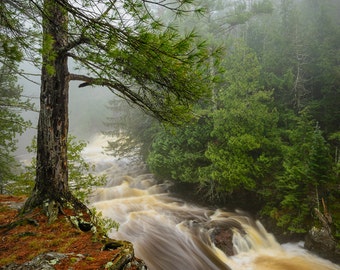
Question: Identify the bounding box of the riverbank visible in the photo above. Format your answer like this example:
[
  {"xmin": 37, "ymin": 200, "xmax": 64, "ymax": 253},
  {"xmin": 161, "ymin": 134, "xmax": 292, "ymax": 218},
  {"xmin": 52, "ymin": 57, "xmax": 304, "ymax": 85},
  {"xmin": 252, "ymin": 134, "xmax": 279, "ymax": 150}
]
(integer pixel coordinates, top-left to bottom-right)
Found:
[{"xmin": 0, "ymin": 195, "xmax": 146, "ymax": 269}]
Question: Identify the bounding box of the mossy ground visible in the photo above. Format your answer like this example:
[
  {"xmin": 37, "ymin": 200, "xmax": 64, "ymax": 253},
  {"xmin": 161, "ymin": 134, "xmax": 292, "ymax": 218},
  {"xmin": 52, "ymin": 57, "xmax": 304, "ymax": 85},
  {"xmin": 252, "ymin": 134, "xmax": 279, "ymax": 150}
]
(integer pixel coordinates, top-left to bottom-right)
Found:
[{"xmin": 0, "ymin": 195, "xmax": 140, "ymax": 269}]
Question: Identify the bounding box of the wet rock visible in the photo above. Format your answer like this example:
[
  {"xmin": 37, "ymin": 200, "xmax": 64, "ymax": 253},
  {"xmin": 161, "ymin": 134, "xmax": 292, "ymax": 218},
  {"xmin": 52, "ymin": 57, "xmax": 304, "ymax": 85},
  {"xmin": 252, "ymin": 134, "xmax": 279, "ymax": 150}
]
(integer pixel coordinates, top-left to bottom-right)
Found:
[
  {"xmin": 207, "ymin": 218, "xmax": 246, "ymax": 257},
  {"xmin": 102, "ymin": 240, "xmax": 125, "ymax": 251},
  {"xmin": 305, "ymin": 226, "xmax": 339, "ymax": 263},
  {"xmin": 210, "ymin": 228, "xmax": 235, "ymax": 256},
  {"xmin": 108, "ymin": 240, "xmax": 135, "ymax": 269},
  {"xmin": 305, "ymin": 206, "xmax": 340, "ymax": 264}
]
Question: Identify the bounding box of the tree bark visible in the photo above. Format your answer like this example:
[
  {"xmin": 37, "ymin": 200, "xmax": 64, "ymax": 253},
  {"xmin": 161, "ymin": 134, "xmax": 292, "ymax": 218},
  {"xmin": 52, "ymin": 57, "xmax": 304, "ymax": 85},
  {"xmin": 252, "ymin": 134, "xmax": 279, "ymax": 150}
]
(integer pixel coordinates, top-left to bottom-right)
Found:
[{"xmin": 23, "ymin": 0, "xmax": 82, "ymax": 216}]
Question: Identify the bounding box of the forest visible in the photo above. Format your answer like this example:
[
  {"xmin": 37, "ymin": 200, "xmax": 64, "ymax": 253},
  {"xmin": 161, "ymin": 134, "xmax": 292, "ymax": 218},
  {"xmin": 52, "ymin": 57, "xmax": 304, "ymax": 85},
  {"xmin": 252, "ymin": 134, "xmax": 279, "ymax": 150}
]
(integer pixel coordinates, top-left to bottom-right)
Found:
[
  {"xmin": 106, "ymin": 0, "xmax": 340, "ymax": 242},
  {"xmin": 1, "ymin": 0, "xmax": 339, "ymax": 260}
]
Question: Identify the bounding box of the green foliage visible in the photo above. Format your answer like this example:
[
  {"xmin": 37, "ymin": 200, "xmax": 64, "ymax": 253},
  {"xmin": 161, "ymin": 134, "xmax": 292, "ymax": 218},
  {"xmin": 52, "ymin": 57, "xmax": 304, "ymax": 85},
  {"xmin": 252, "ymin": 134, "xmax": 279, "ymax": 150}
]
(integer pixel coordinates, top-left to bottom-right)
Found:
[
  {"xmin": 242, "ymin": 0, "xmax": 340, "ymax": 234},
  {"xmin": 267, "ymin": 111, "xmax": 335, "ymax": 233},
  {"xmin": 331, "ymin": 202, "xmax": 340, "ymax": 242},
  {"xmin": 147, "ymin": 41, "xmax": 281, "ymax": 201},
  {"xmin": 0, "ymin": 2, "xmax": 23, "ymax": 63},
  {"xmin": 1, "ymin": 39, "xmax": 22, "ymax": 63},
  {"xmin": 147, "ymin": 116, "xmax": 212, "ymax": 182},
  {"xmin": 329, "ymin": 132, "xmax": 340, "ymax": 177},
  {"xmin": 1, "ymin": 0, "xmax": 41, "ymax": 64},
  {"xmin": 220, "ymin": 0, "xmax": 274, "ymax": 28},
  {"xmin": 199, "ymin": 42, "xmax": 280, "ymax": 198},
  {"xmin": 0, "ymin": 1, "xmax": 37, "ymax": 195},
  {"xmin": 225, "ymin": 3, "xmax": 252, "ymax": 26},
  {"xmin": 13, "ymin": 135, "xmax": 106, "ymax": 203},
  {"xmin": 67, "ymin": 135, "xmax": 107, "ymax": 203},
  {"xmin": 90, "ymin": 207, "xmax": 119, "ymax": 237}
]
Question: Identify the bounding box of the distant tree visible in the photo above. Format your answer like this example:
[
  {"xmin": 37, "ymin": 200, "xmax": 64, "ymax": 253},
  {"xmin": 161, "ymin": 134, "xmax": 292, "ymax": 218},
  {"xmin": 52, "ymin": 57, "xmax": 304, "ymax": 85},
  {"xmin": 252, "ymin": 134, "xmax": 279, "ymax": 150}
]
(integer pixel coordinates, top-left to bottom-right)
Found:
[
  {"xmin": 4, "ymin": 0, "xmax": 210, "ymax": 218},
  {"xmin": 199, "ymin": 42, "xmax": 280, "ymax": 199},
  {"xmin": 147, "ymin": 115, "xmax": 212, "ymax": 183},
  {"xmin": 246, "ymin": 0, "xmax": 340, "ymax": 135},
  {"xmin": 0, "ymin": 61, "xmax": 27, "ymax": 194},
  {"xmin": 0, "ymin": 37, "xmax": 32, "ymax": 194},
  {"xmin": 269, "ymin": 111, "xmax": 335, "ymax": 233},
  {"xmin": 104, "ymin": 98, "xmax": 157, "ymax": 160}
]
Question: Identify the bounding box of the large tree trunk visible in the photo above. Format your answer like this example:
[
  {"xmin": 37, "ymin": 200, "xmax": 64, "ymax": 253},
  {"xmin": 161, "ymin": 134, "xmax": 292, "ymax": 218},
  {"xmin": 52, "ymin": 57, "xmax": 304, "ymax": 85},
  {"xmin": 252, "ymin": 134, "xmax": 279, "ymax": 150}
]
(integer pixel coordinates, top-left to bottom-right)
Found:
[{"xmin": 23, "ymin": 0, "xmax": 81, "ymax": 217}]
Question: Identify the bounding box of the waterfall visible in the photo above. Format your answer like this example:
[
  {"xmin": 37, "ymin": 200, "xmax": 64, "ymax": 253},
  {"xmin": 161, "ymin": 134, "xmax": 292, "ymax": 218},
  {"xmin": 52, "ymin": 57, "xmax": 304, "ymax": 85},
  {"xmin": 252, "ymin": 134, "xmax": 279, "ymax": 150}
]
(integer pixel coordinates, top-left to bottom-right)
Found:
[{"xmin": 85, "ymin": 134, "xmax": 339, "ymax": 270}]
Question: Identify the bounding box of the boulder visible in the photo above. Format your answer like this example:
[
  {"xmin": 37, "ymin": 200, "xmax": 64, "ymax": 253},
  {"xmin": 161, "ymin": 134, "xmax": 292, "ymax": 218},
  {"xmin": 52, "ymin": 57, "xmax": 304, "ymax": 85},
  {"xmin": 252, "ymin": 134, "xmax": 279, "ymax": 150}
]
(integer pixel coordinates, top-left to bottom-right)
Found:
[
  {"xmin": 305, "ymin": 207, "xmax": 340, "ymax": 264},
  {"xmin": 305, "ymin": 226, "xmax": 340, "ymax": 264},
  {"xmin": 210, "ymin": 228, "xmax": 235, "ymax": 256},
  {"xmin": 1, "ymin": 252, "xmax": 67, "ymax": 270}
]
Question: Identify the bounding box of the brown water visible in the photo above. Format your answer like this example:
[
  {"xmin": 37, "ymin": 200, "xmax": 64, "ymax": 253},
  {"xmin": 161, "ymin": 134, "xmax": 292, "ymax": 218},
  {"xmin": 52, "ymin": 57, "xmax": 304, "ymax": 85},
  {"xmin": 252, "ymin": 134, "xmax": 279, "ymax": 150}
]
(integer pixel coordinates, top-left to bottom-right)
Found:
[{"xmin": 86, "ymin": 135, "xmax": 340, "ymax": 270}]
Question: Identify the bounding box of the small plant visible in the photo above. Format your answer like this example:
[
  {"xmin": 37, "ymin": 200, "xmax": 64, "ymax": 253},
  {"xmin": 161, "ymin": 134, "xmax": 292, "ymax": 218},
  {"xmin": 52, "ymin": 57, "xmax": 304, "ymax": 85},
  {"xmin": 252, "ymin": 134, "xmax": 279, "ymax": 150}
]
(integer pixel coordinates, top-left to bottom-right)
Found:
[
  {"xmin": 14, "ymin": 135, "xmax": 107, "ymax": 203},
  {"xmin": 90, "ymin": 208, "xmax": 119, "ymax": 239},
  {"xmin": 70, "ymin": 257, "xmax": 78, "ymax": 264}
]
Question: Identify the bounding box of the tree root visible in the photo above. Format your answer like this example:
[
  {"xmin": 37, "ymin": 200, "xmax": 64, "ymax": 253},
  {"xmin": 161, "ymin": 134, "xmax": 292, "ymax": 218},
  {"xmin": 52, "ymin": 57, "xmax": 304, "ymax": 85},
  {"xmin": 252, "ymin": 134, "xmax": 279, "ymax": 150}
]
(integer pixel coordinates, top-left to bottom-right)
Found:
[{"xmin": 0, "ymin": 213, "xmax": 40, "ymax": 233}]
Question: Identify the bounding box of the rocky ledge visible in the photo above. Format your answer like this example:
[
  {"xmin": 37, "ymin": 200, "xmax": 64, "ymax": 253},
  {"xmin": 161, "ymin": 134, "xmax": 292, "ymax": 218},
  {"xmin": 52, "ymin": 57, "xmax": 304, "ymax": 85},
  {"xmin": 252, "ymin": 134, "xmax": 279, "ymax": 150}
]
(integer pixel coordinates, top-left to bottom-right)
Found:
[
  {"xmin": 305, "ymin": 226, "xmax": 340, "ymax": 264},
  {"xmin": 0, "ymin": 195, "xmax": 147, "ymax": 270},
  {"xmin": 304, "ymin": 207, "xmax": 340, "ymax": 264},
  {"xmin": 1, "ymin": 246, "xmax": 147, "ymax": 270}
]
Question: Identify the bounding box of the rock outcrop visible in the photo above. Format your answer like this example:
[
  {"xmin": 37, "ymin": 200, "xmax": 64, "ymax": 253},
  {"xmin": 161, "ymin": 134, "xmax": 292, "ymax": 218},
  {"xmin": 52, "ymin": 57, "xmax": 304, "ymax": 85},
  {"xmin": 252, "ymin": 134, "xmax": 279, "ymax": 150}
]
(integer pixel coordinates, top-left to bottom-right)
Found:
[
  {"xmin": 1, "ymin": 252, "xmax": 66, "ymax": 270},
  {"xmin": 210, "ymin": 227, "xmax": 235, "ymax": 256},
  {"xmin": 304, "ymin": 207, "xmax": 340, "ymax": 264},
  {"xmin": 1, "ymin": 246, "xmax": 147, "ymax": 270},
  {"xmin": 305, "ymin": 226, "xmax": 339, "ymax": 264},
  {"xmin": 0, "ymin": 195, "xmax": 147, "ymax": 270}
]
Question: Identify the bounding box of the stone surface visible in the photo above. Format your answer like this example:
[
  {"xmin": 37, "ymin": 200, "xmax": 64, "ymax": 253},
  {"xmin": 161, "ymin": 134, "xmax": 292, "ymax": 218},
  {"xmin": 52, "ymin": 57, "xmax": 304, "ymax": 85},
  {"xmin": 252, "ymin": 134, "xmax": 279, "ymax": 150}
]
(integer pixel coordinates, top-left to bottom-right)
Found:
[
  {"xmin": 305, "ymin": 226, "xmax": 339, "ymax": 263},
  {"xmin": 1, "ymin": 250, "xmax": 147, "ymax": 270},
  {"xmin": 1, "ymin": 252, "xmax": 67, "ymax": 270},
  {"xmin": 210, "ymin": 228, "xmax": 235, "ymax": 256}
]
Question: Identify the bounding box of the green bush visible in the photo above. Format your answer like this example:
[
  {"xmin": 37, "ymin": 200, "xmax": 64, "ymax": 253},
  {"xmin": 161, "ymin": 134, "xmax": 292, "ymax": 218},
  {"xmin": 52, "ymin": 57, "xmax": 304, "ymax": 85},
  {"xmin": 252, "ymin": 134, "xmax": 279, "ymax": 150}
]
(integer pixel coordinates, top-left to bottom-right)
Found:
[{"xmin": 11, "ymin": 135, "xmax": 106, "ymax": 204}]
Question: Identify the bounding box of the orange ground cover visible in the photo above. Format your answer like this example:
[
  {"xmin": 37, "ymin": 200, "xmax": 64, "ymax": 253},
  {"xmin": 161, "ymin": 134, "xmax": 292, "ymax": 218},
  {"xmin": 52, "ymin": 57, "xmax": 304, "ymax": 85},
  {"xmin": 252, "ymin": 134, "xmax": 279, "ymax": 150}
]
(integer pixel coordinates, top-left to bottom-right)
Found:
[{"xmin": 0, "ymin": 195, "xmax": 138, "ymax": 269}]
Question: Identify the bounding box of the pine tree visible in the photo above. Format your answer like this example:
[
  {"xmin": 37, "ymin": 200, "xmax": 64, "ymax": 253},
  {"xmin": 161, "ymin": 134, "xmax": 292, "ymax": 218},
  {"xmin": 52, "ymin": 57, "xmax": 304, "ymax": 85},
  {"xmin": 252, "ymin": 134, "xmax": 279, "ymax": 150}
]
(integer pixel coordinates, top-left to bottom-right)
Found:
[{"xmin": 4, "ymin": 0, "xmax": 210, "ymax": 217}]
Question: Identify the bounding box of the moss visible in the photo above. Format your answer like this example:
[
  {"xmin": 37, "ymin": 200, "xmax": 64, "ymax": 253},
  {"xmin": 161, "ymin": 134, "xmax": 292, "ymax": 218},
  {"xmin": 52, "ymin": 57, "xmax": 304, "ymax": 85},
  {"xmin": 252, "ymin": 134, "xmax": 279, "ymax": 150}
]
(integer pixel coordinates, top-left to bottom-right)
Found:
[
  {"xmin": 0, "ymin": 254, "xmax": 17, "ymax": 265},
  {"xmin": 70, "ymin": 257, "xmax": 78, "ymax": 264}
]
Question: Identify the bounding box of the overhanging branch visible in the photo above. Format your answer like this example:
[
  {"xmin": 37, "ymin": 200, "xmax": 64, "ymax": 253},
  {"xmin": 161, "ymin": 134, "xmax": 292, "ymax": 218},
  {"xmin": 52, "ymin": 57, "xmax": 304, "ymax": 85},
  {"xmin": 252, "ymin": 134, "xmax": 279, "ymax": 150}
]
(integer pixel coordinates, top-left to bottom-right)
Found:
[
  {"xmin": 68, "ymin": 73, "xmax": 143, "ymax": 105},
  {"xmin": 62, "ymin": 36, "xmax": 91, "ymax": 53},
  {"xmin": 68, "ymin": 73, "xmax": 96, "ymax": 87},
  {"xmin": 68, "ymin": 73, "xmax": 169, "ymax": 122}
]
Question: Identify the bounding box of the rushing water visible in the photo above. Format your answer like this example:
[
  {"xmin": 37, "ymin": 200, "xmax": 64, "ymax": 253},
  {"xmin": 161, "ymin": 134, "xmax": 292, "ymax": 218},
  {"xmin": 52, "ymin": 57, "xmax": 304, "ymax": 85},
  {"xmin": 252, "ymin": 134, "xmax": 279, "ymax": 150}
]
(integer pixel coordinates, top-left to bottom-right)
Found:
[{"xmin": 85, "ymin": 135, "xmax": 340, "ymax": 270}]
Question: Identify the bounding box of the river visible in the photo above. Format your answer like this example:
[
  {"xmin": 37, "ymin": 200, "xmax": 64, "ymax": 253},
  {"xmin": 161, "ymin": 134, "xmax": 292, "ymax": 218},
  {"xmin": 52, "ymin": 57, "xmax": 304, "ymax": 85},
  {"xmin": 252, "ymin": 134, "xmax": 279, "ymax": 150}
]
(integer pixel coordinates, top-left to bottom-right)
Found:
[{"xmin": 85, "ymin": 134, "xmax": 340, "ymax": 270}]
